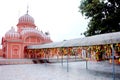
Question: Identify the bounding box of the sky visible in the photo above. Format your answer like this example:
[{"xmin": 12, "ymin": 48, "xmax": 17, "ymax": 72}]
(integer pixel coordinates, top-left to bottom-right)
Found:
[{"xmin": 0, "ymin": 0, "xmax": 89, "ymax": 42}]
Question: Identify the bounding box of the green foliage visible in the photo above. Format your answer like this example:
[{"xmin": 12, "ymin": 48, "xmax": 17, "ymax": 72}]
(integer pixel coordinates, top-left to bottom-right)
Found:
[{"xmin": 79, "ymin": 0, "xmax": 120, "ymax": 36}]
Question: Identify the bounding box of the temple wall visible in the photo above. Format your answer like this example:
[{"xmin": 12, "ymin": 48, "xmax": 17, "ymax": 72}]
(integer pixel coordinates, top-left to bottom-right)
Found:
[{"xmin": 0, "ymin": 49, "xmax": 3, "ymax": 57}]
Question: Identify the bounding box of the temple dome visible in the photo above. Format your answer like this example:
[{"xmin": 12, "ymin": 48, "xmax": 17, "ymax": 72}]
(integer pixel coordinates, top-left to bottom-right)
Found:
[
  {"xmin": 5, "ymin": 27, "xmax": 20, "ymax": 39},
  {"xmin": 17, "ymin": 14, "xmax": 36, "ymax": 27}
]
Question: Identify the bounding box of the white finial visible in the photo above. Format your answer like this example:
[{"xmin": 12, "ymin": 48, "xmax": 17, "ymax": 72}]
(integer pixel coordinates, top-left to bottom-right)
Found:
[
  {"xmin": 27, "ymin": 5, "xmax": 29, "ymax": 14},
  {"xmin": 11, "ymin": 26, "xmax": 15, "ymax": 31}
]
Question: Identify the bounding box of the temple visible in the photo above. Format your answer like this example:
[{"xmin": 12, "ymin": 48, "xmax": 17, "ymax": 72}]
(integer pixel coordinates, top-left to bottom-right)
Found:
[{"xmin": 1, "ymin": 12, "xmax": 52, "ymax": 59}]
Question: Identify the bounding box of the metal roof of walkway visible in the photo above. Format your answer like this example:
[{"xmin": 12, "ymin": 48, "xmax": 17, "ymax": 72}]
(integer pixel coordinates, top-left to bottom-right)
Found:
[{"xmin": 27, "ymin": 31, "xmax": 120, "ymax": 49}]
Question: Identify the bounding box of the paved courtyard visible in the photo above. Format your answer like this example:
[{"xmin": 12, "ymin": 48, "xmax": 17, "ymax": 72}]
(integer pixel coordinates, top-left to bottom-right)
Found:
[{"xmin": 0, "ymin": 61, "xmax": 120, "ymax": 80}]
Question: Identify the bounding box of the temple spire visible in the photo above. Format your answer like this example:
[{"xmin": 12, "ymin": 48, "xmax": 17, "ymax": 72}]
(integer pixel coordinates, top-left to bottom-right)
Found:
[{"xmin": 27, "ymin": 5, "xmax": 29, "ymax": 14}]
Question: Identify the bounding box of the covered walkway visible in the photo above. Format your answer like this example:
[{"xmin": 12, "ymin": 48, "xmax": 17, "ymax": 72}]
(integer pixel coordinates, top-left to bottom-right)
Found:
[{"xmin": 26, "ymin": 31, "xmax": 120, "ymax": 80}]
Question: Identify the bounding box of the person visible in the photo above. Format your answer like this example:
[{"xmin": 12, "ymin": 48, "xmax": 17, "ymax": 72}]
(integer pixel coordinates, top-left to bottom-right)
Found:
[{"xmin": 81, "ymin": 48, "xmax": 86, "ymax": 59}]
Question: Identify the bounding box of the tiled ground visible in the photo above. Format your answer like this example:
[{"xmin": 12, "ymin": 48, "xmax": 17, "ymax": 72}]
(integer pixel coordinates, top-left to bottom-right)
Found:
[{"xmin": 0, "ymin": 61, "xmax": 120, "ymax": 80}]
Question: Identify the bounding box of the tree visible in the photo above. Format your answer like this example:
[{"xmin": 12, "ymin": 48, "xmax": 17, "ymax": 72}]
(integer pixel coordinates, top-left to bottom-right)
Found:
[{"xmin": 79, "ymin": 0, "xmax": 120, "ymax": 36}]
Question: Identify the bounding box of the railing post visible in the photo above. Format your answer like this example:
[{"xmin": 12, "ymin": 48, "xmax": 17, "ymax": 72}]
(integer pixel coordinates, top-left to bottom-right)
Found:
[
  {"xmin": 86, "ymin": 49, "xmax": 88, "ymax": 70},
  {"xmin": 111, "ymin": 44, "xmax": 115, "ymax": 80},
  {"xmin": 61, "ymin": 52, "xmax": 63, "ymax": 67},
  {"xmin": 67, "ymin": 48, "xmax": 69, "ymax": 72}
]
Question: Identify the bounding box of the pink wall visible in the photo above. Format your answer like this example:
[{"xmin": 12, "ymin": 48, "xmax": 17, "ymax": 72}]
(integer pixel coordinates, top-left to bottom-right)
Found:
[{"xmin": 0, "ymin": 49, "xmax": 3, "ymax": 57}]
